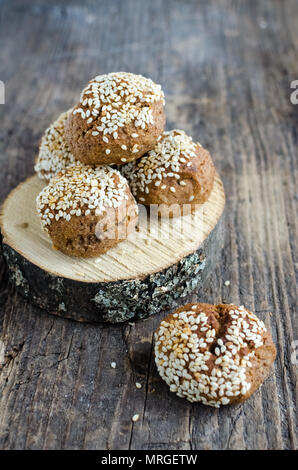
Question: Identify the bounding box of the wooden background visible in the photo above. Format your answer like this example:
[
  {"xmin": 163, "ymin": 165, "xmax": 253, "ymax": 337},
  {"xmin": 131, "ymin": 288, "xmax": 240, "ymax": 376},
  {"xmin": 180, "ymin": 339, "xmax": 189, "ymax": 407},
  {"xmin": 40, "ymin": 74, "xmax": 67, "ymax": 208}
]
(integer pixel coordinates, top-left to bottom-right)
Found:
[{"xmin": 0, "ymin": 0, "xmax": 297, "ymax": 450}]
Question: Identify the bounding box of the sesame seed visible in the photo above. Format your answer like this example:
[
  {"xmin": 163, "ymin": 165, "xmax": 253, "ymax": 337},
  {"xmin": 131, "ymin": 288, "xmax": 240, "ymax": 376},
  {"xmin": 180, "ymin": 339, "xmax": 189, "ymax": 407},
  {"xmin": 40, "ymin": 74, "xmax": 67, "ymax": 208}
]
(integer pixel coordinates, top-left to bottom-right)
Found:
[
  {"xmin": 132, "ymin": 414, "xmax": 140, "ymax": 422},
  {"xmin": 111, "ymin": 362, "xmax": 116, "ymax": 369},
  {"xmin": 105, "ymin": 149, "xmax": 111, "ymax": 155},
  {"xmin": 75, "ymin": 271, "xmax": 85, "ymax": 277},
  {"xmin": 221, "ymin": 397, "xmax": 230, "ymax": 405},
  {"xmin": 136, "ymin": 382, "xmax": 142, "ymax": 389}
]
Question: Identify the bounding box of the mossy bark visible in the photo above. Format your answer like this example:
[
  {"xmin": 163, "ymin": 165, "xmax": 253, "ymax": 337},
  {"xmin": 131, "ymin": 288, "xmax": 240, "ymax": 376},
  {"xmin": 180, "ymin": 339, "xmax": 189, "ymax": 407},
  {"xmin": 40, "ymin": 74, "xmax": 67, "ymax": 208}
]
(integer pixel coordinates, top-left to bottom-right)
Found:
[{"xmin": 1, "ymin": 214, "xmax": 223, "ymax": 323}]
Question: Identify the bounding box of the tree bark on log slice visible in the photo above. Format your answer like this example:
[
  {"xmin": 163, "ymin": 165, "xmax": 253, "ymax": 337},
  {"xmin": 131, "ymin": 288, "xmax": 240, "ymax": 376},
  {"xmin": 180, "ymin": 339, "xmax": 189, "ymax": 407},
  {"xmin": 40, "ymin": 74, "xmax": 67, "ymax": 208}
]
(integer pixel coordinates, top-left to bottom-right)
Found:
[{"xmin": 0, "ymin": 174, "xmax": 225, "ymax": 323}]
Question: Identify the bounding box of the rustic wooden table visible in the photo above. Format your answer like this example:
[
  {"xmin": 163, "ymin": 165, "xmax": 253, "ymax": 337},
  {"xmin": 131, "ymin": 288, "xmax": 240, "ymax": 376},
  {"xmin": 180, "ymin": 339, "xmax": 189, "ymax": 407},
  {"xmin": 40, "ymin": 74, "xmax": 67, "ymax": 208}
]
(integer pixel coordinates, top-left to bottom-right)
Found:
[{"xmin": 0, "ymin": 0, "xmax": 297, "ymax": 450}]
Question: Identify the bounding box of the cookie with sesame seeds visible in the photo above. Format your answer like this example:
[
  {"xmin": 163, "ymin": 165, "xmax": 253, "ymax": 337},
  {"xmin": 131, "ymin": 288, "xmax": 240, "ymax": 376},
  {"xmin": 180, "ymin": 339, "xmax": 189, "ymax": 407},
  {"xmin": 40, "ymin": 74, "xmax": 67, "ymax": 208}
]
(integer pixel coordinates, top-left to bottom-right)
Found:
[
  {"xmin": 121, "ymin": 130, "xmax": 215, "ymax": 217},
  {"xmin": 65, "ymin": 72, "xmax": 165, "ymax": 165},
  {"xmin": 34, "ymin": 109, "xmax": 79, "ymax": 181},
  {"xmin": 36, "ymin": 164, "xmax": 138, "ymax": 257},
  {"xmin": 154, "ymin": 303, "xmax": 276, "ymax": 407}
]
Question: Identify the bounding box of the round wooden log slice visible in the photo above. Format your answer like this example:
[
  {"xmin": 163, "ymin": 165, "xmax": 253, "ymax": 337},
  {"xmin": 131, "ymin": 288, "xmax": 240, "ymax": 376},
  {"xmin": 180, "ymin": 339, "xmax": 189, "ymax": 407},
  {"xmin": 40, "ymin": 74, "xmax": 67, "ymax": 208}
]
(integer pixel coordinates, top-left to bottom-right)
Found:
[{"xmin": 0, "ymin": 174, "xmax": 225, "ymax": 323}]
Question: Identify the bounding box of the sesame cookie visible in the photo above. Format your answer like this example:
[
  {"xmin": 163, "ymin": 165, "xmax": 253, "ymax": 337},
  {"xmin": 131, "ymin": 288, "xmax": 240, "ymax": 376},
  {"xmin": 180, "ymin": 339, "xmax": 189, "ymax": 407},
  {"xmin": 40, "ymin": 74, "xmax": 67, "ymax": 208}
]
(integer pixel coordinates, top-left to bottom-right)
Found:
[
  {"xmin": 121, "ymin": 130, "xmax": 215, "ymax": 216},
  {"xmin": 34, "ymin": 109, "xmax": 78, "ymax": 181},
  {"xmin": 65, "ymin": 72, "xmax": 165, "ymax": 165},
  {"xmin": 36, "ymin": 165, "xmax": 138, "ymax": 258},
  {"xmin": 154, "ymin": 303, "xmax": 276, "ymax": 407}
]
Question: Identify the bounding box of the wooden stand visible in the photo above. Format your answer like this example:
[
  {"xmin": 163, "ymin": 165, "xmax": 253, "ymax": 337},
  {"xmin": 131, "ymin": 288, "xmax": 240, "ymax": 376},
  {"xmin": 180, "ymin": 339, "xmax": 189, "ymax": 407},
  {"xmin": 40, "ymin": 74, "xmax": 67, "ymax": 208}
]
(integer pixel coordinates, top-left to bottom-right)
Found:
[{"xmin": 0, "ymin": 174, "xmax": 225, "ymax": 323}]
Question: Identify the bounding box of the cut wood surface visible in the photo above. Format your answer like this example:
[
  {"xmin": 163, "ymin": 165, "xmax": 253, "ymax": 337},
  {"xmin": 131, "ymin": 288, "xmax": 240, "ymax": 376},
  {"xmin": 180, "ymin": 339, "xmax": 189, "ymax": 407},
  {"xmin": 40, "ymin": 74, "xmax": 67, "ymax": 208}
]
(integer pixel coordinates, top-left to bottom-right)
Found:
[
  {"xmin": 0, "ymin": 174, "xmax": 225, "ymax": 322},
  {"xmin": 0, "ymin": 0, "xmax": 297, "ymax": 450},
  {"xmin": 1, "ymin": 174, "xmax": 224, "ymax": 282}
]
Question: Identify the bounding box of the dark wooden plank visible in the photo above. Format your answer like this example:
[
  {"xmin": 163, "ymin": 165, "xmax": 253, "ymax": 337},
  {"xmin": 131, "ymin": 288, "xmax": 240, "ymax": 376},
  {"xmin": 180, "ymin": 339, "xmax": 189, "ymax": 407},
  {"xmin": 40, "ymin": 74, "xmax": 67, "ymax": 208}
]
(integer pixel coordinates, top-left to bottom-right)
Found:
[{"xmin": 0, "ymin": 0, "xmax": 297, "ymax": 450}]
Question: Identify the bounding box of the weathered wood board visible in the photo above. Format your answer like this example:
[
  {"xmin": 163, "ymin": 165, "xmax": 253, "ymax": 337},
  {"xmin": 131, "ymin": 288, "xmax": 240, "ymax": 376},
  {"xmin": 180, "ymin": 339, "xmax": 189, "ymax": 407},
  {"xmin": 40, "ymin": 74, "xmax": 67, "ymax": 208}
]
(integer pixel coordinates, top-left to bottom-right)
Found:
[{"xmin": 0, "ymin": 0, "xmax": 297, "ymax": 450}]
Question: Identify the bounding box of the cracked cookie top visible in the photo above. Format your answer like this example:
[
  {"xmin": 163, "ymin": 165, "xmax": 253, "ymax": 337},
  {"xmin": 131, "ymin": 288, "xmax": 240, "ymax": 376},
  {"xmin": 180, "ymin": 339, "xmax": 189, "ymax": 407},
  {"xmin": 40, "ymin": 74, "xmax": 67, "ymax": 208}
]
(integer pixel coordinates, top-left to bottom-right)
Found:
[{"xmin": 154, "ymin": 303, "xmax": 276, "ymax": 407}]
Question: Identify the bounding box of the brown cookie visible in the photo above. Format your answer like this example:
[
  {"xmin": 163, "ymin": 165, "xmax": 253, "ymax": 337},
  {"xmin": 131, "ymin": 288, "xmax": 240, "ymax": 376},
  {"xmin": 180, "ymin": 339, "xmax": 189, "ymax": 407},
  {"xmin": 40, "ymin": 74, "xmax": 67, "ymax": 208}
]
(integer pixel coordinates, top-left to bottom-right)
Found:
[
  {"xmin": 154, "ymin": 303, "xmax": 276, "ymax": 406},
  {"xmin": 65, "ymin": 72, "xmax": 165, "ymax": 165},
  {"xmin": 121, "ymin": 130, "xmax": 215, "ymax": 217},
  {"xmin": 36, "ymin": 165, "xmax": 138, "ymax": 258},
  {"xmin": 34, "ymin": 109, "xmax": 79, "ymax": 181}
]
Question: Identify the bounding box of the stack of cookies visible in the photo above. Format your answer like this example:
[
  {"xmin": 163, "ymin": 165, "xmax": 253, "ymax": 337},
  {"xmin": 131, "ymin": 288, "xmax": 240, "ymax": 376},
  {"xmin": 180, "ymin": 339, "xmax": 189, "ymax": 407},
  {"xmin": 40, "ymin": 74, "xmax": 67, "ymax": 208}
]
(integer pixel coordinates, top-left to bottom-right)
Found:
[
  {"xmin": 35, "ymin": 72, "xmax": 215, "ymax": 258},
  {"xmin": 34, "ymin": 72, "xmax": 276, "ymax": 408}
]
